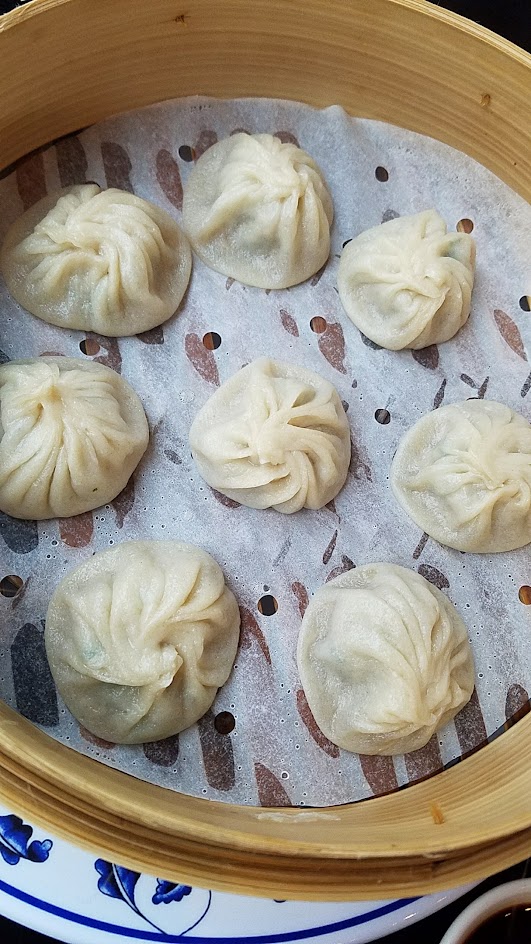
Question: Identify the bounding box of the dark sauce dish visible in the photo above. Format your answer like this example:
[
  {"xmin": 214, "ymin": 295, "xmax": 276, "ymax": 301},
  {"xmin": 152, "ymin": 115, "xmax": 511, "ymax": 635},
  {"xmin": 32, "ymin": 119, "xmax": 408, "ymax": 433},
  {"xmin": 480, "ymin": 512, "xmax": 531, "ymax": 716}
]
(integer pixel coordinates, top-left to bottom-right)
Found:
[{"xmin": 440, "ymin": 880, "xmax": 531, "ymax": 944}]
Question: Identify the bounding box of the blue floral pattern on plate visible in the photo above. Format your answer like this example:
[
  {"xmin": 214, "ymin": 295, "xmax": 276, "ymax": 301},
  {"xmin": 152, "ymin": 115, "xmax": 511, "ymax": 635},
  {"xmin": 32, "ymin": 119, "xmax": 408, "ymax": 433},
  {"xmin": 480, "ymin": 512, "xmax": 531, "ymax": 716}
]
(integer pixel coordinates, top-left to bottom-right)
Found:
[
  {"xmin": 0, "ymin": 802, "xmax": 472, "ymax": 943},
  {"xmin": 152, "ymin": 881, "xmax": 192, "ymax": 905},
  {"xmin": 95, "ymin": 859, "xmax": 211, "ymax": 935},
  {"xmin": 0, "ymin": 815, "xmax": 52, "ymax": 866}
]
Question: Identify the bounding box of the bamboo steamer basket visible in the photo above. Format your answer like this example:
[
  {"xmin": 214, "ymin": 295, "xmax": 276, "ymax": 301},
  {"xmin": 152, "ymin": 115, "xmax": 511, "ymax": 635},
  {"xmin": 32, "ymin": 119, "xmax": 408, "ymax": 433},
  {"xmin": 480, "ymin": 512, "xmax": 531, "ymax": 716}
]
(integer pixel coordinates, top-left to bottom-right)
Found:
[{"xmin": 0, "ymin": 0, "xmax": 530, "ymax": 902}]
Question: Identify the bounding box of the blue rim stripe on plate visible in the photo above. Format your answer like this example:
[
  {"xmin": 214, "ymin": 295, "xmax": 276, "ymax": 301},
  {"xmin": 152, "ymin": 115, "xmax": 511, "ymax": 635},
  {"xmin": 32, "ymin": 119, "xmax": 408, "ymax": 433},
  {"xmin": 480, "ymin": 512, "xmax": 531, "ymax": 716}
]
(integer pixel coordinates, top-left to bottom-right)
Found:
[{"xmin": 0, "ymin": 877, "xmax": 419, "ymax": 942}]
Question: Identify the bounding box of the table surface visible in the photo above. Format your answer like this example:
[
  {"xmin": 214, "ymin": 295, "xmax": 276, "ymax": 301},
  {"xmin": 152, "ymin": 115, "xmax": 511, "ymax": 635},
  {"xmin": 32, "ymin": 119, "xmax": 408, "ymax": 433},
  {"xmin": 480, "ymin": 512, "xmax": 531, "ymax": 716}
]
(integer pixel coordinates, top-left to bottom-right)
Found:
[{"xmin": 0, "ymin": 0, "xmax": 529, "ymax": 941}]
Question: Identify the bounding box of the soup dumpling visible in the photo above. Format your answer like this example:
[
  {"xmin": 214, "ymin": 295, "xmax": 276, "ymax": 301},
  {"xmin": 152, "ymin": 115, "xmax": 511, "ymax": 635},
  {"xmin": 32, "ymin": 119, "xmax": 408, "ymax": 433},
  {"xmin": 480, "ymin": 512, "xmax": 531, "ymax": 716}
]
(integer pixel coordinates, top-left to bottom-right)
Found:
[
  {"xmin": 189, "ymin": 358, "xmax": 351, "ymax": 513},
  {"xmin": 1, "ymin": 184, "xmax": 192, "ymax": 336},
  {"xmin": 182, "ymin": 133, "xmax": 334, "ymax": 289},
  {"xmin": 0, "ymin": 357, "xmax": 148, "ymax": 520},
  {"xmin": 391, "ymin": 399, "xmax": 531, "ymax": 552},
  {"xmin": 45, "ymin": 541, "xmax": 240, "ymax": 744},
  {"xmin": 337, "ymin": 210, "xmax": 475, "ymax": 350},
  {"xmin": 297, "ymin": 562, "xmax": 474, "ymax": 755}
]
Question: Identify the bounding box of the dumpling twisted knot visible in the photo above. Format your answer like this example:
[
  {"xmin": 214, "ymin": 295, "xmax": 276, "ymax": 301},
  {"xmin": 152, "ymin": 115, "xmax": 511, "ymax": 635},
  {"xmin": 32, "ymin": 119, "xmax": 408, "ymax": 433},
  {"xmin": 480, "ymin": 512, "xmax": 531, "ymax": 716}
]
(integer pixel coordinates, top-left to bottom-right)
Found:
[
  {"xmin": 27, "ymin": 187, "xmax": 174, "ymax": 314},
  {"xmin": 200, "ymin": 134, "xmax": 329, "ymax": 239}
]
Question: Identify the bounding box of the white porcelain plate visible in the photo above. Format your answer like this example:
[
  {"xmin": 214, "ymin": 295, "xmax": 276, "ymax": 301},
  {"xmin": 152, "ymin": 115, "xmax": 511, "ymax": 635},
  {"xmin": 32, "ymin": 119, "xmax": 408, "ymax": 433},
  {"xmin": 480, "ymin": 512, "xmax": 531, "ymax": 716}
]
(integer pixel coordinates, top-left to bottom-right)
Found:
[{"xmin": 0, "ymin": 800, "xmax": 475, "ymax": 944}]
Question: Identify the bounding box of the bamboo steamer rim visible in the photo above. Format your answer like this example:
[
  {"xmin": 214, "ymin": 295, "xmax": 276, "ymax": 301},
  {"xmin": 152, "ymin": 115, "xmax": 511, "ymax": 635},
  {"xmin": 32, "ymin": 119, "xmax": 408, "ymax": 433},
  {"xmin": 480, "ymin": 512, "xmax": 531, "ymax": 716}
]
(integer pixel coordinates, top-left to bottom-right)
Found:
[{"xmin": 0, "ymin": 0, "xmax": 530, "ymax": 900}]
